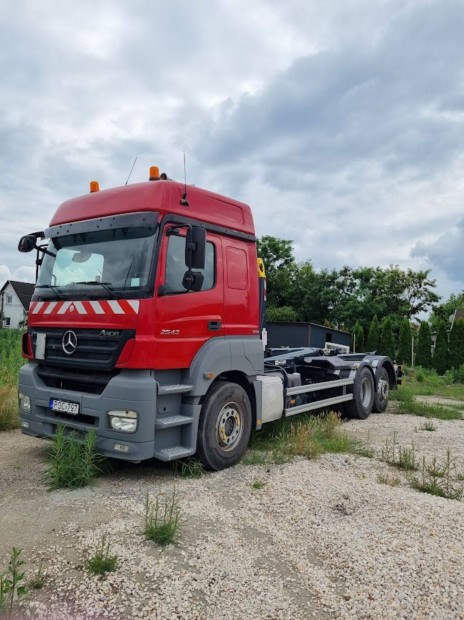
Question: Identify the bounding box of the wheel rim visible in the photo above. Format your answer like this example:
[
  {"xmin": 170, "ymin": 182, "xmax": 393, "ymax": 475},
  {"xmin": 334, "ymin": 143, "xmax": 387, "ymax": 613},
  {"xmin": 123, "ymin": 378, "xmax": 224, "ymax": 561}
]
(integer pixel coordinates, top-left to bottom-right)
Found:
[
  {"xmin": 377, "ymin": 377, "xmax": 389, "ymax": 405},
  {"xmin": 360, "ymin": 375, "xmax": 373, "ymax": 408},
  {"xmin": 216, "ymin": 401, "xmax": 243, "ymax": 451}
]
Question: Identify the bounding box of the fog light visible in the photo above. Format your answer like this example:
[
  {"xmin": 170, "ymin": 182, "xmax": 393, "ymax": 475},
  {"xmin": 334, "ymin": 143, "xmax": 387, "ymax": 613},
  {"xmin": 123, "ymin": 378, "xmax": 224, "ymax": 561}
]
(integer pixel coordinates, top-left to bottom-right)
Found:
[
  {"xmin": 108, "ymin": 410, "xmax": 138, "ymax": 433},
  {"xmin": 21, "ymin": 420, "xmax": 30, "ymax": 429},
  {"xmin": 113, "ymin": 443, "xmax": 130, "ymax": 453},
  {"xmin": 18, "ymin": 392, "xmax": 31, "ymax": 413}
]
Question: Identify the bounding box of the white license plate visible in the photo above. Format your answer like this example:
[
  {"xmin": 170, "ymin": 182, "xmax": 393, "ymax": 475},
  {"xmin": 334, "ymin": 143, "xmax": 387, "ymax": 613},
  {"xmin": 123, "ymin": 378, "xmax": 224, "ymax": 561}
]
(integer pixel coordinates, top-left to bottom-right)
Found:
[{"xmin": 49, "ymin": 399, "xmax": 80, "ymax": 415}]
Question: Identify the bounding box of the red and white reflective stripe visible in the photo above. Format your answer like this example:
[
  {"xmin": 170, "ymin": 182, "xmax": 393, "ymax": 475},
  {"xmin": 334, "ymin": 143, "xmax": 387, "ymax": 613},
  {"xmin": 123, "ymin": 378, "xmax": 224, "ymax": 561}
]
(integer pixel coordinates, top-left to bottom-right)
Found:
[{"xmin": 30, "ymin": 299, "xmax": 140, "ymax": 316}]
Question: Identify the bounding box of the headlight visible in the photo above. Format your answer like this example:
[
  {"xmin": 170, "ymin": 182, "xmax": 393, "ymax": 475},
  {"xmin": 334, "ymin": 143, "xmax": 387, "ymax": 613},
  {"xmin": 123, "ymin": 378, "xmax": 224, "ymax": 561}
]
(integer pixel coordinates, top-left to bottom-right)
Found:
[
  {"xmin": 107, "ymin": 410, "xmax": 138, "ymax": 433},
  {"xmin": 18, "ymin": 392, "xmax": 31, "ymax": 413}
]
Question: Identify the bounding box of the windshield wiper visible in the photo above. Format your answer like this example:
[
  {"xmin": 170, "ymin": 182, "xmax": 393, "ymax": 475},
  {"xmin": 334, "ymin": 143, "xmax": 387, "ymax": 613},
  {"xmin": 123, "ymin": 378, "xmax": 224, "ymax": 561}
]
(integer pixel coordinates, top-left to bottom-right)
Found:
[
  {"xmin": 73, "ymin": 281, "xmax": 121, "ymax": 299},
  {"xmin": 35, "ymin": 284, "xmax": 68, "ymax": 300}
]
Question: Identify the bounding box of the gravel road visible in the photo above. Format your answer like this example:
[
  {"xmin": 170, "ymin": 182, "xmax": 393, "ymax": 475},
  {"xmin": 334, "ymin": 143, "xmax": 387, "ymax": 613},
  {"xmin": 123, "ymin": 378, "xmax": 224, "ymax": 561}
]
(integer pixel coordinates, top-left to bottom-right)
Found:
[{"xmin": 1, "ymin": 405, "xmax": 464, "ymax": 620}]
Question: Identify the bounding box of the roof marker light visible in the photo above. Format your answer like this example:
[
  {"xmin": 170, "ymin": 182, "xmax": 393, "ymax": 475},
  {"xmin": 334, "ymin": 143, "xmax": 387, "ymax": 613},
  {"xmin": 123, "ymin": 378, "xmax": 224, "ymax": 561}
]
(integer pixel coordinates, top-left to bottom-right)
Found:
[
  {"xmin": 90, "ymin": 181, "xmax": 100, "ymax": 193},
  {"xmin": 149, "ymin": 166, "xmax": 160, "ymax": 181}
]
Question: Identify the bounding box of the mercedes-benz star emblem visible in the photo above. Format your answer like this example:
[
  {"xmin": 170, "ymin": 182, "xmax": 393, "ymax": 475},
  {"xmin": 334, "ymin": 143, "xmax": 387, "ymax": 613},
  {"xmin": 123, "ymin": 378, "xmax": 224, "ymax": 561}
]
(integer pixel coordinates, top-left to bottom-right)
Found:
[{"xmin": 62, "ymin": 330, "xmax": 78, "ymax": 355}]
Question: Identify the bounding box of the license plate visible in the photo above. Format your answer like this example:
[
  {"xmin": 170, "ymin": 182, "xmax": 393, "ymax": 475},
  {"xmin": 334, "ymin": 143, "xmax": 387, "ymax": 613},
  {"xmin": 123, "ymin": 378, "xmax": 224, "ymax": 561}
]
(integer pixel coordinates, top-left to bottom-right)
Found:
[{"xmin": 49, "ymin": 399, "xmax": 80, "ymax": 415}]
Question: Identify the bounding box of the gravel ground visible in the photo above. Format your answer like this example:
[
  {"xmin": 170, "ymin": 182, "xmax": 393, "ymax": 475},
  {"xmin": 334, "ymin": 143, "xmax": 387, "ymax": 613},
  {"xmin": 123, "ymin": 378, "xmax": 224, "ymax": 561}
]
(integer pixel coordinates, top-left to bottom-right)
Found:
[{"xmin": 1, "ymin": 405, "xmax": 464, "ymax": 619}]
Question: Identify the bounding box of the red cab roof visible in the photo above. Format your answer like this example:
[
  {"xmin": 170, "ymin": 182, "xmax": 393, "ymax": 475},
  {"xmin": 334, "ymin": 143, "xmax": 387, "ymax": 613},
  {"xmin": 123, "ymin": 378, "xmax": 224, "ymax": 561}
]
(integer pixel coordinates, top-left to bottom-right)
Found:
[{"xmin": 49, "ymin": 180, "xmax": 255, "ymax": 237}]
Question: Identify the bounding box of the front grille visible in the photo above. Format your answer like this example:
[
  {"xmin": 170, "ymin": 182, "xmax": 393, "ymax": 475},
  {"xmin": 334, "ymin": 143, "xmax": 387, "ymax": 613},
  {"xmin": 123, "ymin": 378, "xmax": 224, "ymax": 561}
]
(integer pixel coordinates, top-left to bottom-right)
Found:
[
  {"xmin": 37, "ymin": 365, "xmax": 119, "ymax": 395},
  {"xmin": 31, "ymin": 328, "xmax": 135, "ymax": 372}
]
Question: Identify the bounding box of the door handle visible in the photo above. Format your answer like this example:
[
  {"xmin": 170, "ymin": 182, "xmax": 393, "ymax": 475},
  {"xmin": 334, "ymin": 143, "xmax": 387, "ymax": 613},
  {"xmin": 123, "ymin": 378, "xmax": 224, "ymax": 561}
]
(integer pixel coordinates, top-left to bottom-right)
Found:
[{"xmin": 208, "ymin": 321, "xmax": 222, "ymax": 331}]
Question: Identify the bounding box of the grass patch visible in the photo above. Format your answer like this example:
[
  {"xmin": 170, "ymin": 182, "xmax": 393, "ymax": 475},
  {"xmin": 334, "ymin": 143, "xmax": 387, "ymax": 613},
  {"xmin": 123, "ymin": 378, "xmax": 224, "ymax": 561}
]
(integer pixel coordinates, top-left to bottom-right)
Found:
[
  {"xmin": 0, "ymin": 330, "xmax": 26, "ymax": 433},
  {"xmin": 247, "ymin": 411, "xmax": 371, "ymax": 462},
  {"xmin": 0, "ymin": 387, "xmax": 19, "ymax": 432},
  {"xmin": 144, "ymin": 490, "xmax": 181, "ymax": 546},
  {"xmin": 391, "ymin": 386, "xmax": 463, "ymax": 420},
  {"xmin": 392, "ymin": 367, "xmax": 464, "ymax": 402},
  {"xmin": 45, "ymin": 425, "xmax": 108, "ymax": 490},
  {"xmin": 251, "ymin": 480, "xmax": 267, "ymax": 489},
  {"xmin": 85, "ymin": 535, "xmax": 118, "ymax": 576}
]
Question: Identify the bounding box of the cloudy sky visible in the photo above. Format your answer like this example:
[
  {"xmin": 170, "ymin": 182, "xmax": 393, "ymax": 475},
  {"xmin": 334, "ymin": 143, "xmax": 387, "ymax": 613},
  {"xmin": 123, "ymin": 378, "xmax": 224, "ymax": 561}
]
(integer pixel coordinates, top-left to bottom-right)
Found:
[{"xmin": 1, "ymin": 0, "xmax": 464, "ymax": 302}]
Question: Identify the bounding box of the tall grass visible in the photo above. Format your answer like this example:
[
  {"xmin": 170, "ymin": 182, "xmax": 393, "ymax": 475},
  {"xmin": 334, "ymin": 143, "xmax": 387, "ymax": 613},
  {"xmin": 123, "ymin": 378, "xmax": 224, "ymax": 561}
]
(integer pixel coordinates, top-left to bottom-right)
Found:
[
  {"xmin": 245, "ymin": 411, "xmax": 372, "ymax": 463},
  {"xmin": 0, "ymin": 330, "xmax": 24, "ymax": 431}
]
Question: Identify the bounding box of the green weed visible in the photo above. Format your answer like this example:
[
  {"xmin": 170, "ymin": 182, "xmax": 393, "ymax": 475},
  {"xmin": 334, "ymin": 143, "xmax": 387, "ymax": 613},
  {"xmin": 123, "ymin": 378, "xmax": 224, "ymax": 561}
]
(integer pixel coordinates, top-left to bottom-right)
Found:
[
  {"xmin": 0, "ymin": 547, "xmax": 27, "ymax": 618},
  {"xmin": 409, "ymin": 451, "xmax": 464, "ymax": 500},
  {"xmin": 251, "ymin": 480, "xmax": 267, "ymax": 489},
  {"xmin": 27, "ymin": 565, "xmax": 46, "ymax": 590},
  {"xmin": 377, "ymin": 472, "xmax": 401, "ymax": 487},
  {"xmin": 45, "ymin": 425, "xmax": 108, "ymax": 489},
  {"xmin": 85, "ymin": 535, "xmax": 118, "ymax": 576},
  {"xmin": 418, "ymin": 421, "xmax": 437, "ymax": 432},
  {"xmin": 380, "ymin": 434, "xmax": 418, "ymax": 471},
  {"xmin": 144, "ymin": 490, "xmax": 181, "ymax": 546},
  {"xmin": 174, "ymin": 458, "xmax": 205, "ymax": 478}
]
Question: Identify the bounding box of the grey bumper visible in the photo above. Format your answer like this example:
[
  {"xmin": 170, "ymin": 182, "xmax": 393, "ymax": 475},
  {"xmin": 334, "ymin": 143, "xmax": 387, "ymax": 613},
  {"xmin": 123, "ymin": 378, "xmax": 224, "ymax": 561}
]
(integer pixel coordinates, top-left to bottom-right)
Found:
[{"xmin": 19, "ymin": 362, "xmax": 157, "ymax": 462}]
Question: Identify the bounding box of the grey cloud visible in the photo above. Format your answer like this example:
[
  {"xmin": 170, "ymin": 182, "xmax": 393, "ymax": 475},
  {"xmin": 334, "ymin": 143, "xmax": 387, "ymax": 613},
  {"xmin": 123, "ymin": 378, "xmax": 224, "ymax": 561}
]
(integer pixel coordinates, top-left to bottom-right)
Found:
[
  {"xmin": 194, "ymin": 0, "xmax": 464, "ymax": 186},
  {"xmin": 411, "ymin": 218, "xmax": 464, "ymax": 283}
]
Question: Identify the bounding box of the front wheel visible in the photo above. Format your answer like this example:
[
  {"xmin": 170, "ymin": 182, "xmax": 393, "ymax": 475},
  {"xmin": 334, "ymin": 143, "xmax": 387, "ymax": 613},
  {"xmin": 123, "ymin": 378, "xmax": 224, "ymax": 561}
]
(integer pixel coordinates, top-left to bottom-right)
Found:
[{"xmin": 197, "ymin": 382, "xmax": 252, "ymax": 471}]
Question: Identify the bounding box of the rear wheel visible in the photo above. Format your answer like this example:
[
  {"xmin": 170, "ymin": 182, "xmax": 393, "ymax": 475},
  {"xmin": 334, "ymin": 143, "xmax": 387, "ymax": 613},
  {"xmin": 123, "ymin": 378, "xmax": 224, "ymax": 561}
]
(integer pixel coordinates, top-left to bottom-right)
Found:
[
  {"xmin": 372, "ymin": 366, "xmax": 389, "ymax": 413},
  {"xmin": 345, "ymin": 366, "xmax": 374, "ymax": 420},
  {"xmin": 197, "ymin": 382, "xmax": 252, "ymax": 471}
]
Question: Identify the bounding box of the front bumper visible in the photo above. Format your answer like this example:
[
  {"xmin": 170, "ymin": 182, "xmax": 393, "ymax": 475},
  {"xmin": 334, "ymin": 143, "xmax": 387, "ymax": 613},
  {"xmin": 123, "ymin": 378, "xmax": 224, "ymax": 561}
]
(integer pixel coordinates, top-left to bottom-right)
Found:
[{"xmin": 19, "ymin": 362, "xmax": 157, "ymax": 462}]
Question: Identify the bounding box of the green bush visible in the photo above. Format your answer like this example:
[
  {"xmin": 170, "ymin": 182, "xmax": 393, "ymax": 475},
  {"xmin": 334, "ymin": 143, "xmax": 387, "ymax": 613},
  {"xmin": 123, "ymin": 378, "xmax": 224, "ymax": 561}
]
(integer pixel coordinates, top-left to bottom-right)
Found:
[{"xmin": 415, "ymin": 321, "xmax": 432, "ymax": 369}]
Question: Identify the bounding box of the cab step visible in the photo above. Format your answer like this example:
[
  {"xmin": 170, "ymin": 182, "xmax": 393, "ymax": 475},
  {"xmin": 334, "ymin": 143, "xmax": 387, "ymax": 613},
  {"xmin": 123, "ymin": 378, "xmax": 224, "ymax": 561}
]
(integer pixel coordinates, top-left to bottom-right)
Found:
[
  {"xmin": 155, "ymin": 415, "xmax": 192, "ymax": 429},
  {"xmin": 157, "ymin": 384, "xmax": 193, "ymax": 396},
  {"xmin": 154, "ymin": 446, "xmax": 194, "ymax": 461}
]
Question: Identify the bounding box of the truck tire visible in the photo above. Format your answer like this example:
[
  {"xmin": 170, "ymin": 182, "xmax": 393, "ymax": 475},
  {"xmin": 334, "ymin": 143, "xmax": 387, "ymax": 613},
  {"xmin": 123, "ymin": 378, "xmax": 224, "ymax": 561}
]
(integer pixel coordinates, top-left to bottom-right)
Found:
[
  {"xmin": 197, "ymin": 381, "xmax": 252, "ymax": 471},
  {"xmin": 372, "ymin": 366, "xmax": 389, "ymax": 413},
  {"xmin": 345, "ymin": 366, "xmax": 374, "ymax": 420}
]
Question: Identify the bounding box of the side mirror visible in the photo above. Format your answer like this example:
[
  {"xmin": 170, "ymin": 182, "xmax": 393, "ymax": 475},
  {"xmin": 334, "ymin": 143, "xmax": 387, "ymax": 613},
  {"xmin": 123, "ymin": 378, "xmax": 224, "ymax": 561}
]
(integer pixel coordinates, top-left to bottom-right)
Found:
[
  {"xmin": 18, "ymin": 235, "xmax": 37, "ymax": 253},
  {"xmin": 185, "ymin": 226, "xmax": 206, "ymax": 270},
  {"xmin": 182, "ymin": 270, "xmax": 204, "ymax": 292}
]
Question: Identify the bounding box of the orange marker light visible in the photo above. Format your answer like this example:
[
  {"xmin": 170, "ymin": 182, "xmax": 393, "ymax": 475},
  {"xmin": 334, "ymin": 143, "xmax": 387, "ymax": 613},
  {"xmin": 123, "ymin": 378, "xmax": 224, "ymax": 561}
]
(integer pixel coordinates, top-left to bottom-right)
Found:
[
  {"xmin": 90, "ymin": 181, "xmax": 100, "ymax": 193},
  {"xmin": 149, "ymin": 166, "xmax": 160, "ymax": 181}
]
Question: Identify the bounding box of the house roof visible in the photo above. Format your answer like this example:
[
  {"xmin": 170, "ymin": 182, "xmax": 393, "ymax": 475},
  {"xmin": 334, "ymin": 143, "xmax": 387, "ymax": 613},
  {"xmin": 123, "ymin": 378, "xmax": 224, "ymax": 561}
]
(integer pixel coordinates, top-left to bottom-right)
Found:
[{"xmin": 1, "ymin": 280, "xmax": 35, "ymax": 311}]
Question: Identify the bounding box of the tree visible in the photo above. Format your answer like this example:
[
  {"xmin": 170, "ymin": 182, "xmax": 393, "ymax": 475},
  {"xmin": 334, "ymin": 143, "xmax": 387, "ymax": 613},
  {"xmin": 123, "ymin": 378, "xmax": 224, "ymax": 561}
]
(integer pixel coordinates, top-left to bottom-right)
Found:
[
  {"xmin": 257, "ymin": 236, "xmax": 298, "ymax": 310},
  {"xmin": 366, "ymin": 315, "xmax": 380, "ymax": 352},
  {"xmin": 379, "ymin": 316, "xmax": 396, "ymax": 359},
  {"xmin": 415, "ymin": 321, "xmax": 432, "ymax": 369},
  {"xmin": 352, "ymin": 321, "xmax": 365, "ymax": 353},
  {"xmin": 266, "ymin": 306, "xmax": 298, "ymax": 322},
  {"xmin": 448, "ymin": 318, "xmax": 464, "ymax": 370},
  {"xmin": 433, "ymin": 320, "xmax": 449, "ymax": 375},
  {"xmin": 429, "ymin": 292, "xmax": 464, "ymax": 332},
  {"xmin": 397, "ymin": 318, "xmax": 412, "ymax": 365}
]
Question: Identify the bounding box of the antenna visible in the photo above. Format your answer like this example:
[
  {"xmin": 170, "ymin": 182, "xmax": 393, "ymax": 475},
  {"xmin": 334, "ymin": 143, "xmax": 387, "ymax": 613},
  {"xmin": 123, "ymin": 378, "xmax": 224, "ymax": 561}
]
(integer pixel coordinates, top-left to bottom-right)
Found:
[
  {"xmin": 180, "ymin": 151, "xmax": 189, "ymax": 206},
  {"xmin": 125, "ymin": 156, "xmax": 138, "ymax": 185}
]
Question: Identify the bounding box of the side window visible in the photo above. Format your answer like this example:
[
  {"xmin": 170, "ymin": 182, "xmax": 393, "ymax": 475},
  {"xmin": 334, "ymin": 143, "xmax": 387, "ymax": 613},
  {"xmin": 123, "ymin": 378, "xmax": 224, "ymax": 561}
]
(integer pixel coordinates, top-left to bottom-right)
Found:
[{"xmin": 165, "ymin": 234, "xmax": 215, "ymax": 293}]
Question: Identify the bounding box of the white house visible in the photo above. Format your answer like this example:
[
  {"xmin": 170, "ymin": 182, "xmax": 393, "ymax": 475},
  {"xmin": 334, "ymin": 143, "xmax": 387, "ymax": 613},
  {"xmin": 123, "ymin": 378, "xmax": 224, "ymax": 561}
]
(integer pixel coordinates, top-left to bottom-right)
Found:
[{"xmin": 1, "ymin": 280, "xmax": 35, "ymax": 328}]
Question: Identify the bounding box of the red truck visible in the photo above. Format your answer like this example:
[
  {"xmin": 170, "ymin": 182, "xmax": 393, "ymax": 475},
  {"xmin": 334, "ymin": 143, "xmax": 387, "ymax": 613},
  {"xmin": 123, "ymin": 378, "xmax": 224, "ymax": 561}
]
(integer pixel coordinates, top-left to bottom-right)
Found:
[{"xmin": 18, "ymin": 167, "xmax": 395, "ymax": 470}]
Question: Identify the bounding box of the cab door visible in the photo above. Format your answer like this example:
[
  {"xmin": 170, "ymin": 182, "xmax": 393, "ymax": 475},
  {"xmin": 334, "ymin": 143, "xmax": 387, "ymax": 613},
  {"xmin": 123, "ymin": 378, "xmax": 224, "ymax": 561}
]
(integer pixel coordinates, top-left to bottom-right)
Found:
[{"xmin": 153, "ymin": 225, "xmax": 224, "ymax": 369}]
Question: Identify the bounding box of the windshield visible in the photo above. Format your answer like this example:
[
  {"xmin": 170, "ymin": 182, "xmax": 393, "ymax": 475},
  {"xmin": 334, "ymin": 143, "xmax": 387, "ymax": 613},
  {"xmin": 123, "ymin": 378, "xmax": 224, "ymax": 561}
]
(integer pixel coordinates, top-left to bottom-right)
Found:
[{"xmin": 36, "ymin": 224, "xmax": 158, "ymax": 299}]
